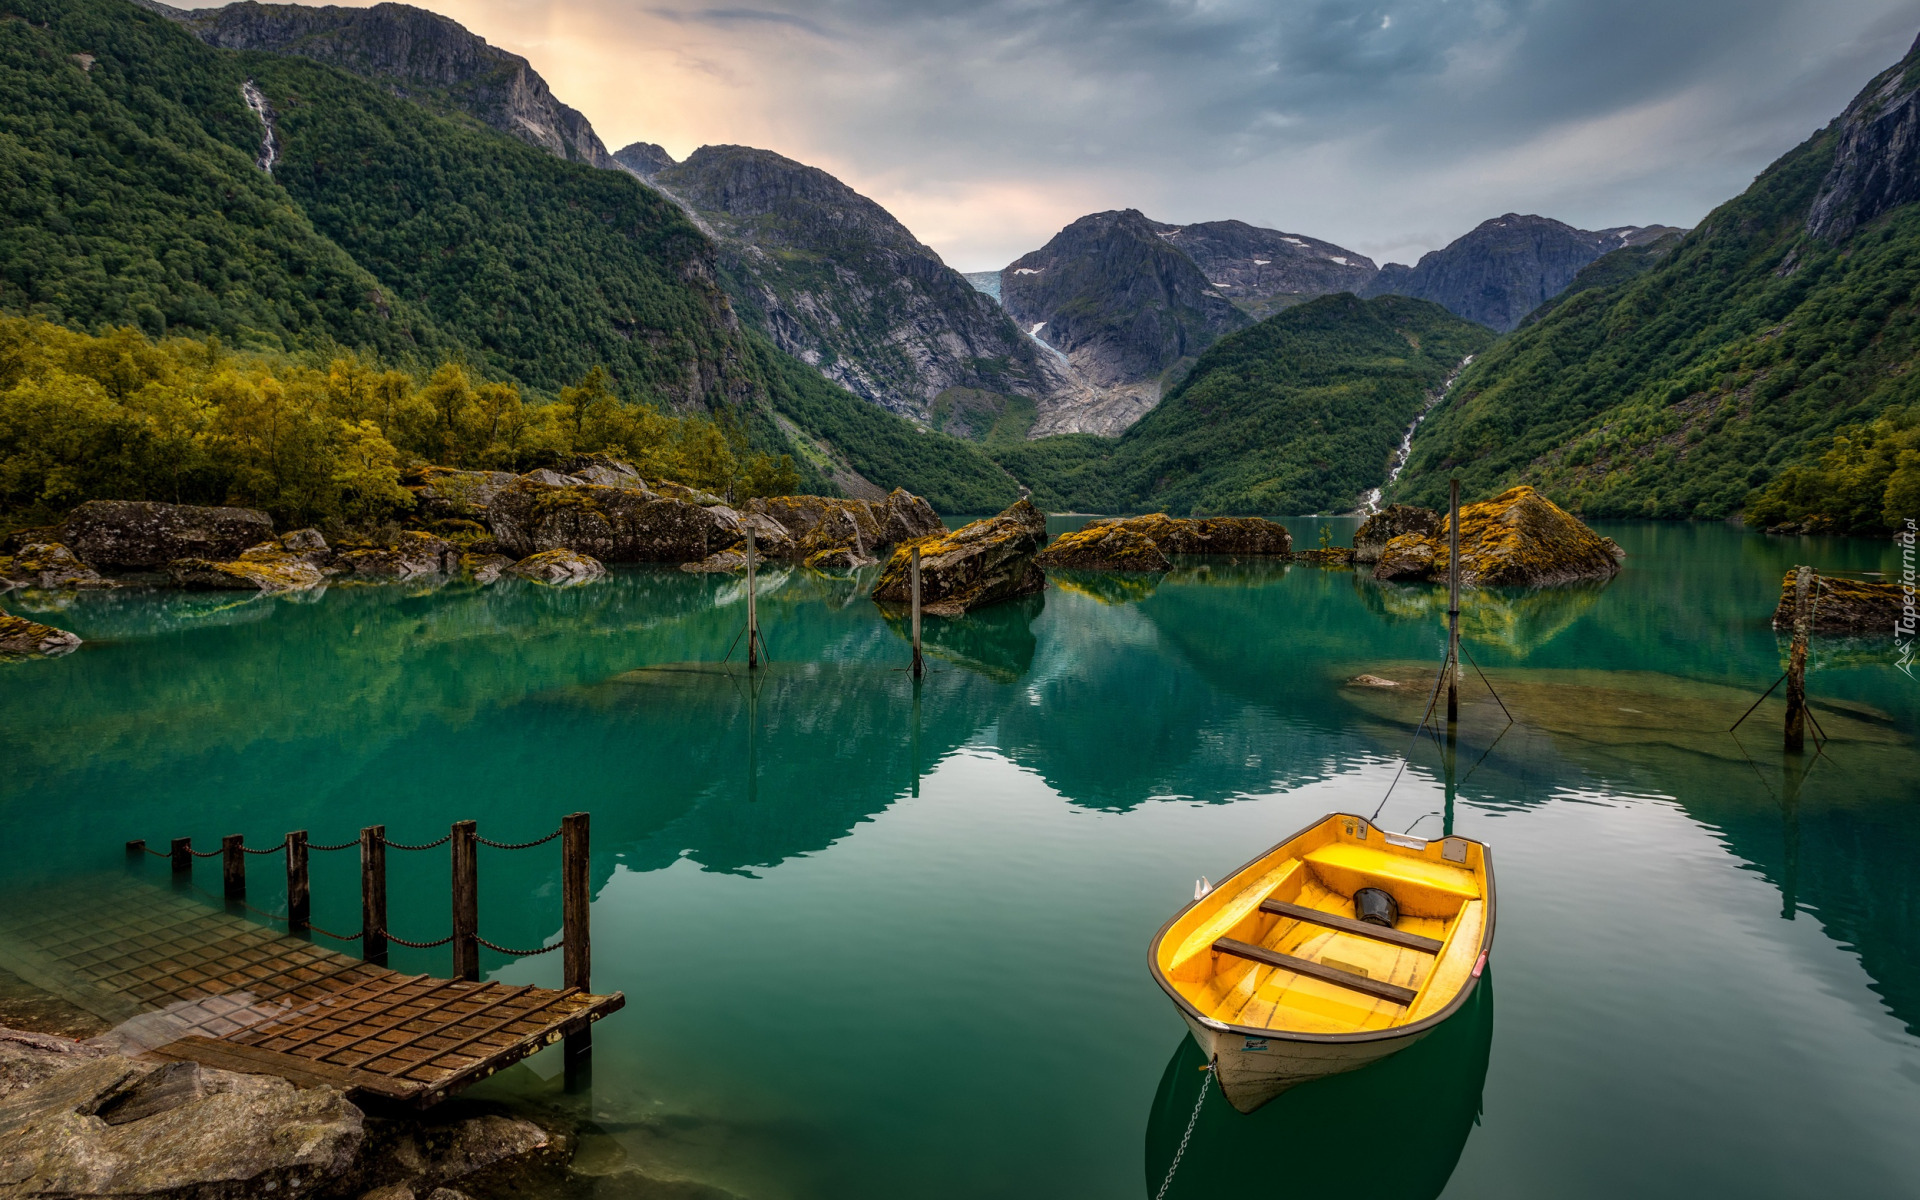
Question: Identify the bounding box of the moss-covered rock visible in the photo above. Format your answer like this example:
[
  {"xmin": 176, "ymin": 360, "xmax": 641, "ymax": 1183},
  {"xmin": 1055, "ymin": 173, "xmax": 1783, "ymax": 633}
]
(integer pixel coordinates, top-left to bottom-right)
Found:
[
  {"xmin": 680, "ymin": 546, "xmax": 775, "ymax": 573},
  {"xmin": 871, "ymin": 499, "xmax": 1046, "ymax": 615},
  {"xmin": 408, "ymin": 467, "xmax": 523, "ymax": 521},
  {"xmin": 1080, "ymin": 513, "xmax": 1293, "ymax": 556},
  {"xmin": 0, "ymin": 543, "xmax": 112, "ymax": 590},
  {"xmin": 167, "ymin": 551, "xmax": 325, "ymax": 592},
  {"xmin": 1771, "ymin": 572, "xmax": 1909, "ymax": 633},
  {"xmin": 1034, "ymin": 524, "xmax": 1170, "ymax": 572},
  {"xmin": 0, "ymin": 607, "xmax": 81, "ymax": 657},
  {"xmin": 461, "ymin": 552, "xmax": 516, "ymax": 583},
  {"xmin": 59, "ymin": 501, "xmax": 274, "ymax": 569},
  {"xmin": 334, "ymin": 532, "xmax": 458, "ymax": 579},
  {"xmin": 506, "ymin": 548, "xmax": 606, "ymax": 585},
  {"xmin": 488, "ymin": 479, "xmax": 741, "ymax": 563},
  {"xmin": 1372, "ymin": 486, "xmax": 1621, "ymax": 587},
  {"xmin": 1353, "ymin": 505, "xmax": 1441, "ymax": 564}
]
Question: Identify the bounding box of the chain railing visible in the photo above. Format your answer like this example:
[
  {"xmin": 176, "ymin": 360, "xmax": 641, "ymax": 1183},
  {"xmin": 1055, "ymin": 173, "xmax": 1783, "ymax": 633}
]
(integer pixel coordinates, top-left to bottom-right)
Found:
[{"xmin": 125, "ymin": 813, "xmax": 593, "ymax": 993}]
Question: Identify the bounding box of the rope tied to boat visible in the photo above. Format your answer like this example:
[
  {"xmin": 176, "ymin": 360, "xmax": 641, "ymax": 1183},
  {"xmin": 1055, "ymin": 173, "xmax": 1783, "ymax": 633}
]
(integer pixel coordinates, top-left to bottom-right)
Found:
[{"xmin": 1153, "ymin": 1061, "xmax": 1213, "ymax": 1200}]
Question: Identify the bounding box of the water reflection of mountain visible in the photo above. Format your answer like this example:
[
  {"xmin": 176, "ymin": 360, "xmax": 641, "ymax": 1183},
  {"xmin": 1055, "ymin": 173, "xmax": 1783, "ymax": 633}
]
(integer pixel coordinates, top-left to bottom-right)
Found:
[{"xmin": 1144, "ymin": 976, "xmax": 1492, "ymax": 1199}]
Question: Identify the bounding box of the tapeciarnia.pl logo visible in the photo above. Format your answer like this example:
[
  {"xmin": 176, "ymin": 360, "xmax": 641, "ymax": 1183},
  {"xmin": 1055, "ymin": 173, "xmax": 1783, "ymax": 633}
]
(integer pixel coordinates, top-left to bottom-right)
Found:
[{"xmin": 1899, "ymin": 518, "xmax": 1916, "ymax": 679}]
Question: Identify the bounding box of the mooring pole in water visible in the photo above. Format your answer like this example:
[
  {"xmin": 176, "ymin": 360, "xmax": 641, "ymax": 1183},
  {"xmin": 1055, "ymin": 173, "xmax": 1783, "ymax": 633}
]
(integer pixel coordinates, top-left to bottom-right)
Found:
[
  {"xmin": 1446, "ymin": 478, "xmax": 1462, "ymax": 736},
  {"xmin": 1780, "ymin": 753, "xmax": 1805, "ymax": 920},
  {"xmin": 451, "ymin": 820, "xmax": 479, "ymax": 982},
  {"xmin": 222, "ymin": 834, "xmax": 245, "ymax": 903},
  {"xmin": 746, "ymin": 527, "xmax": 760, "ymax": 671},
  {"xmin": 1784, "ymin": 565, "xmax": 1813, "ymax": 753},
  {"xmin": 562, "ymin": 811, "xmax": 592, "ymax": 1089},
  {"xmin": 910, "ymin": 674, "xmax": 923, "ymax": 798},
  {"xmin": 910, "ymin": 545, "xmax": 925, "ymax": 679},
  {"xmin": 361, "ymin": 825, "xmax": 388, "ymax": 967},
  {"xmin": 286, "ymin": 830, "xmax": 310, "ymax": 936},
  {"xmin": 170, "ymin": 837, "xmax": 192, "ymax": 881},
  {"xmin": 125, "ymin": 839, "xmax": 145, "ymax": 865}
]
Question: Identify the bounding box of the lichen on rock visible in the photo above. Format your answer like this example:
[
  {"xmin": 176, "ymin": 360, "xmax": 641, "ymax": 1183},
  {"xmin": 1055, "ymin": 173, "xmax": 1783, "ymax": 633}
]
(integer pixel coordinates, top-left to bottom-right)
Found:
[
  {"xmin": 1079, "ymin": 513, "xmax": 1292, "ymax": 557},
  {"xmin": 1353, "ymin": 504, "xmax": 1442, "ymax": 564},
  {"xmin": 1770, "ymin": 571, "xmax": 1909, "ymax": 633},
  {"xmin": 0, "ymin": 543, "xmax": 112, "ymax": 590},
  {"xmin": 872, "ymin": 499, "xmax": 1047, "ymax": 615},
  {"xmin": 1034, "ymin": 523, "xmax": 1170, "ymax": 572},
  {"xmin": 168, "ymin": 550, "xmax": 326, "ymax": 592},
  {"xmin": 0, "ymin": 607, "xmax": 82, "ymax": 657},
  {"xmin": 335, "ymin": 532, "xmax": 459, "ymax": 579},
  {"xmin": 506, "ymin": 548, "xmax": 606, "ymax": 584},
  {"xmin": 1371, "ymin": 486, "xmax": 1621, "ymax": 587},
  {"xmin": 58, "ymin": 500, "xmax": 275, "ymax": 570}
]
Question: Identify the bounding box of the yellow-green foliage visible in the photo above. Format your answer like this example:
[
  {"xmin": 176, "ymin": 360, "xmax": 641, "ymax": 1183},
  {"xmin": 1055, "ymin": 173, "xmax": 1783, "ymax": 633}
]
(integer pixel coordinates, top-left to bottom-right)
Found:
[
  {"xmin": 0, "ymin": 317, "xmax": 802, "ymax": 531},
  {"xmin": 1744, "ymin": 405, "xmax": 1920, "ymax": 533}
]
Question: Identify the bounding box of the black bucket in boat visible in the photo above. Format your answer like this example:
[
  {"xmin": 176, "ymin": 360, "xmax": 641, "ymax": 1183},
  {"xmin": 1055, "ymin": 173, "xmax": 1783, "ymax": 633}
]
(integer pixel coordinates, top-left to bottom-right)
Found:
[{"xmin": 1354, "ymin": 887, "xmax": 1399, "ymax": 928}]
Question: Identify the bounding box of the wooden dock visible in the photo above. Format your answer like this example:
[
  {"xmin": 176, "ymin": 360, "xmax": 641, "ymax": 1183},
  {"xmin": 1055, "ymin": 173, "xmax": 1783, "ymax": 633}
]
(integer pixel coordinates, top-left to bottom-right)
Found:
[{"xmin": 0, "ymin": 874, "xmax": 621, "ymax": 1107}]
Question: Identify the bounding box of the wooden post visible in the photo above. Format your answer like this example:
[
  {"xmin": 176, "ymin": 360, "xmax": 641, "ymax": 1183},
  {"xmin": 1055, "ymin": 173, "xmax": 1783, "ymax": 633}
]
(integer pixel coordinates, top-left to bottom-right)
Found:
[
  {"xmin": 222, "ymin": 834, "xmax": 245, "ymax": 901},
  {"xmin": 125, "ymin": 839, "xmax": 145, "ymax": 864},
  {"xmin": 910, "ymin": 545, "xmax": 925, "ymax": 679},
  {"xmin": 1446, "ymin": 478, "xmax": 1462, "ymax": 733},
  {"xmin": 170, "ymin": 837, "xmax": 191, "ymax": 877},
  {"xmin": 745, "ymin": 528, "xmax": 759, "ymax": 671},
  {"xmin": 1784, "ymin": 565, "xmax": 1813, "ymax": 753},
  {"xmin": 286, "ymin": 830, "xmax": 310, "ymax": 936},
  {"xmin": 452, "ymin": 820, "xmax": 479, "ymax": 982},
  {"xmin": 361, "ymin": 825, "xmax": 387, "ymax": 966},
  {"xmin": 562, "ymin": 812, "xmax": 592, "ymax": 1086}
]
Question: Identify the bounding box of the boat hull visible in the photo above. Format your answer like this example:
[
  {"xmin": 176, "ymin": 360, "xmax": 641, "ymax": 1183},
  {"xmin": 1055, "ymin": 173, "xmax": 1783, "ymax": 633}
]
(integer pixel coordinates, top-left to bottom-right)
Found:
[{"xmin": 1183, "ymin": 1010, "xmax": 1439, "ymax": 1112}]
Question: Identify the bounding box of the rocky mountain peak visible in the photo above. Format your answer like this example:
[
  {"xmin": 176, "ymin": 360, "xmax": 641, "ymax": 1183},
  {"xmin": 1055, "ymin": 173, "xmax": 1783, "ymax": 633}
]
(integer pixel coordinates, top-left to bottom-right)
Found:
[
  {"xmin": 163, "ymin": 1, "xmax": 616, "ymax": 169},
  {"xmin": 613, "ymin": 141, "xmax": 677, "ymax": 180},
  {"xmin": 1150, "ymin": 217, "xmax": 1379, "ymax": 319},
  {"xmin": 1806, "ymin": 33, "xmax": 1920, "ymax": 242},
  {"xmin": 655, "ymin": 145, "xmax": 936, "ymax": 261}
]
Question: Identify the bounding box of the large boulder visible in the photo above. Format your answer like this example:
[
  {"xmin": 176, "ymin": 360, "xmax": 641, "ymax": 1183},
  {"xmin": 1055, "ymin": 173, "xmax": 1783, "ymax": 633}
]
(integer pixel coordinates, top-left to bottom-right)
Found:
[
  {"xmin": 168, "ymin": 544, "xmax": 327, "ymax": 592},
  {"xmin": 59, "ymin": 500, "xmax": 274, "ymax": 569},
  {"xmin": 1771, "ymin": 572, "xmax": 1909, "ymax": 633},
  {"xmin": 1081, "ymin": 514, "xmax": 1292, "ymax": 556},
  {"xmin": 1034, "ymin": 523, "xmax": 1170, "ymax": 572},
  {"xmin": 407, "ymin": 468, "xmax": 522, "ymax": 522},
  {"xmin": 0, "ymin": 607, "xmax": 81, "ymax": 657},
  {"xmin": 0, "ymin": 543, "xmax": 112, "ymax": 590},
  {"xmin": 748, "ymin": 489, "xmax": 941, "ymax": 565},
  {"xmin": 336, "ymin": 532, "xmax": 460, "ymax": 579},
  {"xmin": 871, "ymin": 499, "xmax": 1047, "ymax": 616},
  {"xmin": 0, "ymin": 1028, "xmax": 364, "ymax": 1196},
  {"xmin": 486, "ymin": 479, "xmax": 741, "ymax": 563},
  {"xmin": 506, "ymin": 548, "xmax": 606, "ymax": 584},
  {"xmin": 1370, "ymin": 486, "xmax": 1622, "ymax": 587},
  {"xmin": 1353, "ymin": 505, "xmax": 1442, "ymax": 564}
]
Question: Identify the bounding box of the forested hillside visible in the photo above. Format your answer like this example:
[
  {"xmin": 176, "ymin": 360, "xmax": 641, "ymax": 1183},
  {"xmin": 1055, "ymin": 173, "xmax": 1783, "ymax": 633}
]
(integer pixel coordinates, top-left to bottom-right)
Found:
[
  {"xmin": 1391, "ymin": 36, "xmax": 1920, "ymax": 533},
  {"xmin": 990, "ymin": 296, "xmax": 1492, "ymax": 514}
]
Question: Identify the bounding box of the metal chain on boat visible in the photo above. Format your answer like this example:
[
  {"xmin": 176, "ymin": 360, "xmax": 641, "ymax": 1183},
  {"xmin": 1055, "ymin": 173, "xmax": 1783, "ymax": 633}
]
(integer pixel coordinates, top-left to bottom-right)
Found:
[
  {"xmin": 475, "ymin": 829, "xmax": 561, "ymax": 850},
  {"xmin": 1153, "ymin": 1064, "xmax": 1212, "ymax": 1200}
]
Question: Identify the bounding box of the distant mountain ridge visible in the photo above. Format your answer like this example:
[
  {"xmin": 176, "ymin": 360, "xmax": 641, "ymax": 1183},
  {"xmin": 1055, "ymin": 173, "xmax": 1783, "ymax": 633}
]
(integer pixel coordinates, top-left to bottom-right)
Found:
[
  {"xmin": 1152, "ymin": 218, "xmax": 1378, "ymax": 319},
  {"xmin": 1362, "ymin": 215, "xmax": 1686, "ymax": 331}
]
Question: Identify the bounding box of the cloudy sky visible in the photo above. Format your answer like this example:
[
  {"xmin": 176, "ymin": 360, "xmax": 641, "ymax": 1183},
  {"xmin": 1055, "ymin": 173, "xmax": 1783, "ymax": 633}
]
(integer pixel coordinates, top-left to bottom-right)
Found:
[{"xmin": 194, "ymin": 0, "xmax": 1920, "ymax": 271}]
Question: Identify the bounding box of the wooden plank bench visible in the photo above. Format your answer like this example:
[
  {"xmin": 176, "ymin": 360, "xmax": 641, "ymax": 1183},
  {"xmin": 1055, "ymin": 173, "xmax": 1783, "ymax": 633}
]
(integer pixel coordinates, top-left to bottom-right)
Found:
[
  {"xmin": 1258, "ymin": 898, "xmax": 1445, "ymax": 954},
  {"xmin": 1213, "ymin": 936, "xmax": 1418, "ymax": 1006}
]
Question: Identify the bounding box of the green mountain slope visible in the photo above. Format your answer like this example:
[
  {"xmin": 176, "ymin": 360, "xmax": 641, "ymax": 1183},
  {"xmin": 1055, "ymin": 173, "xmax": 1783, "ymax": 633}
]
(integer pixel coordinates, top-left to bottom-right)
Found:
[
  {"xmin": 992, "ymin": 295, "xmax": 1494, "ymax": 514},
  {"xmin": 1391, "ymin": 36, "xmax": 1920, "ymax": 529}
]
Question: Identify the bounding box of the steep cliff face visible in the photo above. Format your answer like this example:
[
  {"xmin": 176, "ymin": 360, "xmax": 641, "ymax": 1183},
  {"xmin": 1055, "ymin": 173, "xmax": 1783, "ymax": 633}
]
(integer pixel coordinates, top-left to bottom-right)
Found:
[
  {"xmin": 1000, "ymin": 210, "xmax": 1251, "ymax": 432},
  {"xmin": 1363, "ymin": 215, "xmax": 1682, "ymax": 331},
  {"xmin": 167, "ymin": 1, "xmax": 617, "ymax": 169},
  {"xmin": 614, "ymin": 141, "xmax": 677, "ymax": 180},
  {"xmin": 1806, "ymin": 33, "xmax": 1920, "ymax": 241},
  {"xmin": 652, "ymin": 145, "xmax": 1062, "ymax": 421},
  {"xmin": 1154, "ymin": 219, "xmax": 1378, "ymax": 318}
]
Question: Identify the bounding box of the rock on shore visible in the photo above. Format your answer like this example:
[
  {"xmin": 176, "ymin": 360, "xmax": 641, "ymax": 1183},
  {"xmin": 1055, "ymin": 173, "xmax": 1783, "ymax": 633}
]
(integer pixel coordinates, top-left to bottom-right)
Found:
[
  {"xmin": 506, "ymin": 548, "xmax": 606, "ymax": 584},
  {"xmin": 1771, "ymin": 572, "xmax": 1910, "ymax": 633},
  {"xmin": 58, "ymin": 501, "xmax": 275, "ymax": 569},
  {"xmin": 872, "ymin": 500, "xmax": 1047, "ymax": 615},
  {"xmin": 1080, "ymin": 514, "xmax": 1293, "ymax": 557},
  {"xmin": 1034, "ymin": 523, "xmax": 1170, "ymax": 572},
  {"xmin": 1353, "ymin": 504, "xmax": 1443, "ymax": 564},
  {"xmin": 0, "ymin": 607, "xmax": 81, "ymax": 657},
  {"xmin": 1372, "ymin": 486, "xmax": 1622, "ymax": 587},
  {"xmin": 0, "ymin": 544, "xmax": 113, "ymax": 591},
  {"xmin": 168, "ymin": 542, "xmax": 328, "ymax": 592}
]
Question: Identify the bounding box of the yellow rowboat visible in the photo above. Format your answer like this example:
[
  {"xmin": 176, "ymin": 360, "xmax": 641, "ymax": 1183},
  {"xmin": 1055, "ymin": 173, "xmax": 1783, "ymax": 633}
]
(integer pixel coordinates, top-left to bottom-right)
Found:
[{"xmin": 1149, "ymin": 813, "xmax": 1494, "ymax": 1113}]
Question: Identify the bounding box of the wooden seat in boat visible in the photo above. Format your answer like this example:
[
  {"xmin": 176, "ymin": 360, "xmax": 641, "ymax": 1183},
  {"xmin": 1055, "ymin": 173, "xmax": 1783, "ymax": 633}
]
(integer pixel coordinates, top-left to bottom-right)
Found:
[
  {"xmin": 1257, "ymin": 898, "xmax": 1444, "ymax": 954},
  {"xmin": 1213, "ymin": 937, "xmax": 1419, "ymax": 1005}
]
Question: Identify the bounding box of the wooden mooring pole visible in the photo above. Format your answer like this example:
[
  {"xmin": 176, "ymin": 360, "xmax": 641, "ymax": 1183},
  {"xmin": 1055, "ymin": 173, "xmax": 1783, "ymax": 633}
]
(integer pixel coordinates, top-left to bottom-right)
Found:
[
  {"xmin": 287, "ymin": 830, "xmax": 310, "ymax": 936},
  {"xmin": 170, "ymin": 837, "xmax": 191, "ymax": 881},
  {"xmin": 222, "ymin": 834, "xmax": 245, "ymax": 903},
  {"xmin": 562, "ymin": 811, "xmax": 592, "ymax": 1088},
  {"xmin": 361, "ymin": 825, "xmax": 387, "ymax": 967},
  {"xmin": 1446, "ymin": 478, "xmax": 1462, "ymax": 737},
  {"xmin": 745, "ymin": 528, "xmax": 759, "ymax": 671},
  {"xmin": 1784, "ymin": 565, "xmax": 1813, "ymax": 753},
  {"xmin": 910, "ymin": 545, "xmax": 925, "ymax": 679},
  {"xmin": 452, "ymin": 820, "xmax": 479, "ymax": 982}
]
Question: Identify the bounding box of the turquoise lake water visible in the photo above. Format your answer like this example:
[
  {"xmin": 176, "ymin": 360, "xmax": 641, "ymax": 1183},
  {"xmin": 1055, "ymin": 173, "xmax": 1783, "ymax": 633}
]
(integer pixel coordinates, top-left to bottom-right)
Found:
[{"xmin": 2, "ymin": 517, "xmax": 1917, "ymax": 1198}]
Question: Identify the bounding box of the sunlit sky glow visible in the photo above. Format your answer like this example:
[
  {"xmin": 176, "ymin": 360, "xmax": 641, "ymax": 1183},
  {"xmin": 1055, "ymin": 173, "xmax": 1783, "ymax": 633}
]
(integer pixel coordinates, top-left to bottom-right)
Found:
[{"xmin": 182, "ymin": 0, "xmax": 1920, "ymax": 271}]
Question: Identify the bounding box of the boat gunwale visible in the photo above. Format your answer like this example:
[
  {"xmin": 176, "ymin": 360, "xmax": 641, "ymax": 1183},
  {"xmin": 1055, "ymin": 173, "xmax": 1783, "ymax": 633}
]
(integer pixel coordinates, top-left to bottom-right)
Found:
[{"xmin": 1147, "ymin": 811, "xmax": 1497, "ymax": 1046}]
